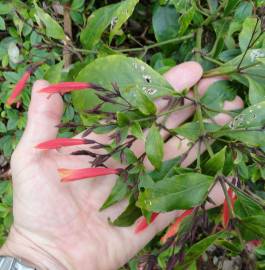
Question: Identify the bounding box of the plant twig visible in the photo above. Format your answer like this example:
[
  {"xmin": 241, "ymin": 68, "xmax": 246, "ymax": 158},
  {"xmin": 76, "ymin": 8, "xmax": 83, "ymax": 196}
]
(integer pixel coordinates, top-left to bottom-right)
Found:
[
  {"xmin": 237, "ymin": 18, "xmax": 260, "ymax": 70},
  {"xmin": 116, "ymin": 33, "xmax": 195, "ymax": 53},
  {"xmin": 63, "ymin": 4, "xmax": 73, "ymax": 67}
]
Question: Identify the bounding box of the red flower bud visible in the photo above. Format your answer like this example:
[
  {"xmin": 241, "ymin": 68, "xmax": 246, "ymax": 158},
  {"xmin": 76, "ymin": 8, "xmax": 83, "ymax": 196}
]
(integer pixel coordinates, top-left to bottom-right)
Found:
[
  {"xmin": 6, "ymin": 63, "xmax": 41, "ymax": 106},
  {"xmin": 58, "ymin": 167, "xmax": 119, "ymax": 182},
  {"xmin": 222, "ymin": 188, "xmax": 237, "ymax": 228},
  {"xmin": 6, "ymin": 71, "xmax": 31, "ymax": 106},
  {"xmin": 135, "ymin": 212, "xmax": 159, "ymax": 233},
  {"xmin": 35, "ymin": 138, "xmax": 91, "ymax": 149},
  {"xmin": 38, "ymin": 82, "xmax": 101, "ymax": 94},
  {"xmin": 161, "ymin": 209, "xmax": 193, "ymax": 243}
]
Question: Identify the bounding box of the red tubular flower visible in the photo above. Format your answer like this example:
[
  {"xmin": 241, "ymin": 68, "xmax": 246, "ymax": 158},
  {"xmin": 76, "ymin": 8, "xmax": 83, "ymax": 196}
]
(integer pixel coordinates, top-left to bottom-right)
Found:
[
  {"xmin": 6, "ymin": 63, "xmax": 40, "ymax": 106},
  {"xmin": 38, "ymin": 82, "xmax": 102, "ymax": 94},
  {"xmin": 59, "ymin": 167, "xmax": 119, "ymax": 182},
  {"xmin": 135, "ymin": 212, "xmax": 159, "ymax": 233},
  {"xmin": 160, "ymin": 209, "xmax": 193, "ymax": 243},
  {"xmin": 6, "ymin": 71, "xmax": 31, "ymax": 106},
  {"xmin": 222, "ymin": 188, "xmax": 237, "ymax": 228},
  {"xmin": 35, "ymin": 138, "xmax": 91, "ymax": 149}
]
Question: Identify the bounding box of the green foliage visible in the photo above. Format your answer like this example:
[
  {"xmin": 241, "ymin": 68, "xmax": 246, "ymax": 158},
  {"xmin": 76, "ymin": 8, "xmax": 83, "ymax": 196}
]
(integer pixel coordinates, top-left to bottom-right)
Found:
[
  {"xmin": 1, "ymin": 0, "xmax": 265, "ymax": 269},
  {"xmin": 145, "ymin": 125, "xmax": 164, "ymax": 169},
  {"xmin": 0, "ymin": 181, "xmax": 12, "ymax": 245},
  {"xmin": 137, "ymin": 173, "xmax": 213, "ymax": 212}
]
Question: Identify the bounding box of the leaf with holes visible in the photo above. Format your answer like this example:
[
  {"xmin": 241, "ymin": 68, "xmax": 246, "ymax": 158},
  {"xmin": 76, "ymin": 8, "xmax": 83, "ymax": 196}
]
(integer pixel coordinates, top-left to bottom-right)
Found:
[
  {"xmin": 73, "ymin": 55, "xmax": 173, "ymax": 120},
  {"xmin": 80, "ymin": 0, "xmax": 139, "ymax": 49}
]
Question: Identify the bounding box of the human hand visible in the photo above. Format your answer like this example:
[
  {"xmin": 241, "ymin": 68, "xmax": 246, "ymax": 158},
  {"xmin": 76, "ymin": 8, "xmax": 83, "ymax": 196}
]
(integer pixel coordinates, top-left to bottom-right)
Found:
[{"xmin": 0, "ymin": 62, "xmax": 243, "ymax": 270}]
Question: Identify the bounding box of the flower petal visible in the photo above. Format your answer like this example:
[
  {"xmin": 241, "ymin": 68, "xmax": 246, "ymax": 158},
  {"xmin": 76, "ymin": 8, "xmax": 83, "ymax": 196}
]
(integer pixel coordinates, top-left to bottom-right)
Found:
[
  {"xmin": 59, "ymin": 167, "xmax": 119, "ymax": 182},
  {"xmin": 6, "ymin": 71, "xmax": 31, "ymax": 105},
  {"xmin": 38, "ymin": 82, "xmax": 102, "ymax": 94},
  {"xmin": 36, "ymin": 138, "xmax": 89, "ymax": 149},
  {"xmin": 222, "ymin": 188, "xmax": 236, "ymax": 228},
  {"xmin": 135, "ymin": 213, "xmax": 159, "ymax": 233},
  {"xmin": 161, "ymin": 209, "xmax": 193, "ymax": 243}
]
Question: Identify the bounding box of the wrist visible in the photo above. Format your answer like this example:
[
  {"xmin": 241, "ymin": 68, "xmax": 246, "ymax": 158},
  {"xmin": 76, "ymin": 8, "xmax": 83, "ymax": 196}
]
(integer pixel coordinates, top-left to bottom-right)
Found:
[{"xmin": 0, "ymin": 226, "xmax": 67, "ymax": 270}]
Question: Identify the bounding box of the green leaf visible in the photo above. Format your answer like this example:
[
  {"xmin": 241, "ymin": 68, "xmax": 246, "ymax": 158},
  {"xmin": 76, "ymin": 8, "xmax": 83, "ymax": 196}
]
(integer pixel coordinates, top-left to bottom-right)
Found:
[
  {"xmin": 202, "ymin": 146, "xmax": 226, "ymax": 176},
  {"xmin": 176, "ymin": 232, "xmax": 227, "ymax": 270},
  {"xmin": 239, "ymin": 215, "xmax": 265, "ymax": 239},
  {"xmin": 239, "ymin": 17, "xmax": 261, "ymax": 52},
  {"xmin": 112, "ymin": 196, "xmax": 142, "ymax": 226},
  {"xmin": 80, "ymin": 0, "xmax": 138, "ymax": 49},
  {"xmin": 201, "ymin": 80, "xmax": 236, "ymax": 116},
  {"xmin": 0, "ymin": 122, "xmax": 6, "ymax": 133},
  {"xmin": 0, "ymin": 16, "xmax": 6, "ymax": 30},
  {"xmin": 234, "ymin": 191, "xmax": 264, "ymax": 219},
  {"xmin": 117, "ymin": 112, "xmax": 130, "ymax": 126},
  {"xmin": 44, "ymin": 61, "xmax": 64, "ymax": 83},
  {"xmin": 149, "ymin": 157, "xmax": 181, "ymax": 182},
  {"xmin": 210, "ymin": 19, "xmax": 230, "ymax": 57},
  {"xmin": 247, "ymin": 76, "xmax": 265, "ymax": 105},
  {"xmin": 109, "ymin": 0, "xmax": 139, "ymax": 43},
  {"xmin": 73, "ymin": 55, "xmax": 173, "ymax": 119},
  {"xmin": 71, "ymin": 0, "xmax": 85, "ymax": 11},
  {"xmin": 123, "ymin": 148, "xmax": 138, "ymax": 164},
  {"xmin": 224, "ymin": 0, "xmax": 241, "ymax": 15},
  {"xmin": 213, "ymin": 125, "xmax": 265, "ymax": 146},
  {"xmin": 100, "ymin": 177, "xmax": 128, "ymax": 210},
  {"xmin": 216, "ymin": 239, "xmax": 243, "ymax": 254},
  {"xmin": 178, "ymin": 6, "xmax": 195, "ymax": 36},
  {"xmin": 171, "ymin": 0, "xmax": 190, "ymax": 13},
  {"xmin": 152, "ymin": 5, "xmax": 179, "ymax": 42},
  {"xmin": 225, "ymin": 21, "xmax": 242, "ymax": 49},
  {"xmin": 130, "ymin": 121, "xmax": 144, "ymax": 140},
  {"xmin": 173, "ymin": 122, "xmax": 221, "ymax": 142},
  {"xmin": 0, "ymin": 3, "xmax": 13, "ymax": 15},
  {"xmin": 137, "ymin": 173, "xmax": 213, "ymax": 212},
  {"xmin": 122, "ymin": 87, "xmax": 157, "ymax": 115},
  {"xmin": 229, "ymin": 101, "xmax": 265, "ymax": 129},
  {"xmin": 8, "ymin": 42, "xmax": 21, "ymax": 64},
  {"xmin": 35, "ymin": 5, "xmax": 65, "ymax": 40},
  {"xmin": 207, "ymin": 0, "xmax": 218, "ymax": 13},
  {"xmin": 234, "ymin": 2, "xmax": 253, "ymax": 21},
  {"xmin": 145, "ymin": 125, "xmax": 164, "ymax": 169}
]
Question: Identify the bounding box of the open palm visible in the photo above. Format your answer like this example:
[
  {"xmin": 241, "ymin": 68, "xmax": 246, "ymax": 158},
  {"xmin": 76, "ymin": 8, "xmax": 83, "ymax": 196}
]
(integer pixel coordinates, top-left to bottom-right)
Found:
[{"xmin": 1, "ymin": 62, "xmax": 243, "ymax": 270}]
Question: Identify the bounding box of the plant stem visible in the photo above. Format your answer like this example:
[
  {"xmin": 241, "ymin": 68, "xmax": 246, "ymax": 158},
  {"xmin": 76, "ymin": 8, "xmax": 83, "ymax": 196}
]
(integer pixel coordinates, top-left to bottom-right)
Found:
[
  {"xmin": 237, "ymin": 18, "xmax": 260, "ymax": 70},
  {"xmin": 203, "ymin": 55, "xmax": 224, "ymax": 66},
  {"xmin": 219, "ymin": 176, "xmax": 245, "ymax": 245},
  {"xmin": 219, "ymin": 177, "xmax": 235, "ymax": 218},
  {"xmin": 202, "ymin": 0, "xmax": 227, "ymax": 26},
  {"xmin": 195, "ymin": 28, "xmax": 203, "ymax": 62},
  {"xmin": 157, "ymin": 104, "xmax": 193, "ymax": 118},
  {"xmin": 196, "ymin": 139, "xmax": 202, "ymax": 171},
  {"xmin": 239, "ymin": 60, "xmax": 261, "ymax": 71},
  {"xmin": 135, "ymin": 103, "xmax": 193, "ymax": 124},
  {"xmin": 223, "ymin": 178, "xmax": 265, "ymax": 208},
  {"xmin": 117, "ymin": 33, "xmax": 195, "ymax": 53},
  {"xmin": 63, "ymin": 4, "xmax": 73, "ymax": 68},
  {"xmin": 202, "ymin": 104, "xmax": 238, "ymax": 117}
]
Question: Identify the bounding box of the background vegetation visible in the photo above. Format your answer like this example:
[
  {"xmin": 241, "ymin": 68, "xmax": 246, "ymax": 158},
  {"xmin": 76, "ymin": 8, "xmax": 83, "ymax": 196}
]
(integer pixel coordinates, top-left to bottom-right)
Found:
[{"xmin": 0, "ymin": 0, "xmax": 265, "ymax": 269}]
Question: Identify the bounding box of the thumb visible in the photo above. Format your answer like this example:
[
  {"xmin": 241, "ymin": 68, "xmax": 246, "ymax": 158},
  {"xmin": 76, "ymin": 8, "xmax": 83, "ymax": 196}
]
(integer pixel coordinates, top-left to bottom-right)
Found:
[{"xmin": 20, "ymin": 80, "xmax": 64, "ymax": 148}]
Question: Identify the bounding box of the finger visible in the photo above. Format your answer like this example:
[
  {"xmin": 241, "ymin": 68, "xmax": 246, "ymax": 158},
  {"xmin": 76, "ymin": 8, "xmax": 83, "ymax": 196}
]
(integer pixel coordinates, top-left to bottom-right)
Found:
[
  {"xmin": 164, "ymin": 61, "xmax": 203, "ymax": 91},
  {"xmin": 162, "ymin": 76, "xmax": 226, "ymax": 130},
  {"xmin": 118, "ymin": 176, "xmax": 229, "ymax": 258},
  {"xmin": 101, "ymin": 94, "xmax": 243, "ymax": 219},
  {"xmin": 59, "ymin": 62, "xmax": 203, "ymax": 155},
  {"xmin": 164, "ymin": 94, "xmax": 244, "ymax": 166},
  {"xmin": 19, "ymin": 80, "xmax": 64, "ymax": 148},
  {"xmin": 156, "ymin": 62, "xmax": 203, "ymax": 130}
]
